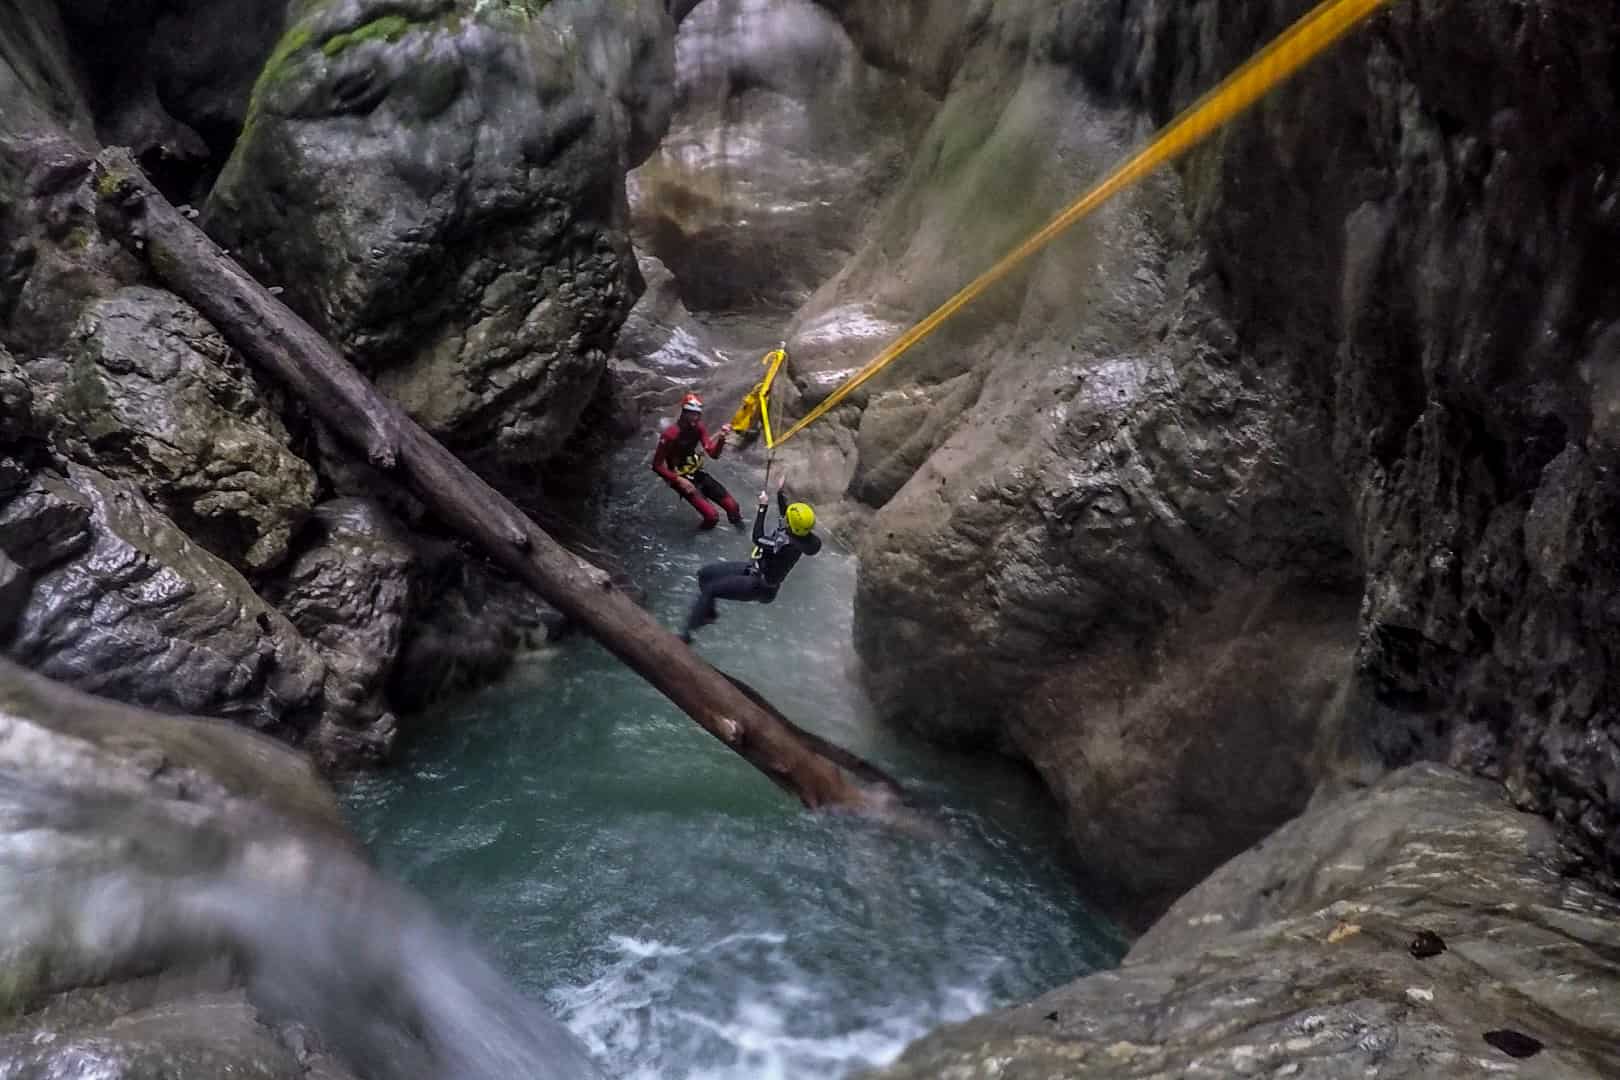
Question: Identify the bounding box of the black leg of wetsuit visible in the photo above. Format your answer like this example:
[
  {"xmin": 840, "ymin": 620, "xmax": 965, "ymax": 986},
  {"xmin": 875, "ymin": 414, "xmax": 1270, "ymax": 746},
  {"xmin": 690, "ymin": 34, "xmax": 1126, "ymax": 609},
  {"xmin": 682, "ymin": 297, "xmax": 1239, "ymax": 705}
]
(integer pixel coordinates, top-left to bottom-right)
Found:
[{"xmin": 685, "ymin": 561, "xmax": 776, "ymax": 634}]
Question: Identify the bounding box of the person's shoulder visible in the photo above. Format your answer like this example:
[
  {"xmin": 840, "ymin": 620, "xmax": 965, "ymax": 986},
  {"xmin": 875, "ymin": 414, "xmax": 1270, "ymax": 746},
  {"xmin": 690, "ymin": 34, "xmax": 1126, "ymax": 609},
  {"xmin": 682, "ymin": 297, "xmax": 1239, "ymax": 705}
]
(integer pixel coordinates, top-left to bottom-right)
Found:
[
  {"xmin": 803, "ymin": 532, "xmax": 824, "ymax": 554},
  {"xmin": 657, "ymin": 423, "xmax": 679, "ymax": 441}
]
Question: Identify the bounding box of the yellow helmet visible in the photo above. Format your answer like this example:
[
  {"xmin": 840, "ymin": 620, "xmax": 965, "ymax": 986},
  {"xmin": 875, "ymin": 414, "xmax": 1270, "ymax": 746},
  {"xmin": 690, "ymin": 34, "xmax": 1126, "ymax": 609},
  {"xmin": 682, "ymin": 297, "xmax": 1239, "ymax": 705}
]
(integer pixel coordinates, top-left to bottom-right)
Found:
[{"xmin": 785, "ymin": 502, "xmax": 815, "ymax": 536}]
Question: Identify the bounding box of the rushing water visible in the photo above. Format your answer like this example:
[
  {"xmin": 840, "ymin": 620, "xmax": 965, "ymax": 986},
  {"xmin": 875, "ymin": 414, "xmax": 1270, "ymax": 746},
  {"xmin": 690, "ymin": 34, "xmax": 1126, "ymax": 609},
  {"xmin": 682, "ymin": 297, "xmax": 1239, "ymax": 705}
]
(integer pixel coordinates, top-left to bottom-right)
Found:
[{"xmin": 343, "ymin": 440, "xmax": 1124, "ymax": 1079}]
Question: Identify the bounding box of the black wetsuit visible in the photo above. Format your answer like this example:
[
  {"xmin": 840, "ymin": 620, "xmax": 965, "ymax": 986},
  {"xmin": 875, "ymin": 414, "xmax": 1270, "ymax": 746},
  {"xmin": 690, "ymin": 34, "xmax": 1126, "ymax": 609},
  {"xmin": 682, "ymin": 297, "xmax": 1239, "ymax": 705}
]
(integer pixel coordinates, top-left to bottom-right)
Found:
[{"xmin": 683, "ymin": 490, "xmax": 823, "ymax": 637}]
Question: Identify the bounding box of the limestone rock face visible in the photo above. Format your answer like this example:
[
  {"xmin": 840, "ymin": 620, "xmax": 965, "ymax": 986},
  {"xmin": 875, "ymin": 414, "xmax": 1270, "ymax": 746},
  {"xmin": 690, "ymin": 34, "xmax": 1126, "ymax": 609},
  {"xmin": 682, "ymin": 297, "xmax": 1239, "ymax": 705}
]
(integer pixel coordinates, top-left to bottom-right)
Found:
[
  {"xmin": 0, "ymin": 466, "xmax": 326, "ymax": 741},
  {"xmin": 269, "ymin": 498, "xmax": 415, "ymax": 765},
  {"xmin": 609, "ymin": 253, "xmax": 726, "ymax": 423},
  {"xmin": 762, "ymin": 3, "xmax": 1354, "ymax": 919},
  {"xmin": 868, "ymin": 765, "xmax": 1620, "ymax": 1079},
  {"xmin": 56, "ymin": 0, "xmax": 287, "ymax": 199},
  {"xmin": 801, "ymin": 0, "xmax": 1620, "ymax": 911},
  {"xmin": 630, "ymin": 0, "xmax": 930, "ymax": 317},
  {"xmin": 0, "ymin": 660, "xmax": 597, "ymax": 1079},
  {"xmin": 26, "ymin": 286, "xmax": 317, "ymax": 572},
  {"xmin": 206, "ymin": 0, "xmax": 678, "ymax": 490}
]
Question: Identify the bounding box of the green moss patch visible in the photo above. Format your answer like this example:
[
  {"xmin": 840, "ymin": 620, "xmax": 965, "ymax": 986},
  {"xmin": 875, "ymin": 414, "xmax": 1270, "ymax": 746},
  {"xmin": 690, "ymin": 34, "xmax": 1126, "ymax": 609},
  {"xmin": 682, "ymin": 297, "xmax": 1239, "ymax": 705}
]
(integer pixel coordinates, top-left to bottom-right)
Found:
[{"xmin": 321, "ymin": 14, "xmax": 413, "ymax": 57}]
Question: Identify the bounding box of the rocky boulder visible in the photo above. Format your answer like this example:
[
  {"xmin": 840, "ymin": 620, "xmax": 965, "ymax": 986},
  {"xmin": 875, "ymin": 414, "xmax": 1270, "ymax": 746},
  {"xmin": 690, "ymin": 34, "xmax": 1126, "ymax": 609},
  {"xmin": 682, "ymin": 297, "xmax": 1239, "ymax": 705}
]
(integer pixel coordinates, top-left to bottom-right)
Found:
[
  {"xmin": 750, "ymin": 4, "xmax": 1357, "ymax": 916},
  {"xmin": 609, "ymin": 252, "xmax": 726, "ymax": 425},
  {"xmin": 0, "ymin": 984, "xmax": 359, "ymax": 1080},
  {"xmin": 55, "ymin": 0, "xmax": 287, "ymax": 201},
  {"xmin": 24, "ymin": 285, "xmax": 317, "ymax": 572},
  {"xmin": 269, "ymin": 498, "xmax": 414, "ymax": 765},
  {"xmin": 205, "ymin": 0, "xmax": 678, "ymax": 491},
  {"xmin": 630, "ymin": 0, "xmax": 931, "ymax": 316},
  {"xmin": 785, "ymin": 0, "xmax": 1620, "ymax": 914},
  {"xmin": 0, "ymin": 1, "xmax": 144, "ymax": 361},
  {"xmin": 0, "ymin": 666, "xmax": 357, "ymax": 1078},
  {"xmin": 389, "ymin": 536, "xmax": 566, "ymax": 708},
  {"xmin": 0, "ymin": 465, "xmax": 327, "ymax": 741},
  {"xmin": 0, "ymin": 660, "xmax": 600, "ymax": 1079},
  {"xmin": 868, "ymin": 765, "xmax": 1620, "ymax": 1078}
]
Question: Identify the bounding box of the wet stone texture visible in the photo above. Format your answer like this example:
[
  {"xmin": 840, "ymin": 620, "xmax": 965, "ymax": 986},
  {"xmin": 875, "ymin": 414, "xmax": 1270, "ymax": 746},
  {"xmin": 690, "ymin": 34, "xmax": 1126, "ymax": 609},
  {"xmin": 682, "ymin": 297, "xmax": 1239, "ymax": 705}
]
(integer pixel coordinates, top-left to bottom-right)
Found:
[
  {"xmin": 806, "ymin": 0, "xmax": 1620, "ymax": 917},
  {"xmin": 0, "ymin": 465, "xmax": 326, "ymax": 742},
  {"xmin": 268, "ymin": 497, "xmax": 415, "ymax": 766},
  {"xmin": 867, "ymin": 765, "xmax": 1620, "ymax": 1079},
  {"xmin": 206, "ymin": 0, "xmax": 678, "ymax": 492},
  {"xmin": 0, "ymin": 659, "xmax": 354, "ymax": 1078},
  {"xmin": 25, "ymin": 285, "xmax": 317, "ymax": 573}
]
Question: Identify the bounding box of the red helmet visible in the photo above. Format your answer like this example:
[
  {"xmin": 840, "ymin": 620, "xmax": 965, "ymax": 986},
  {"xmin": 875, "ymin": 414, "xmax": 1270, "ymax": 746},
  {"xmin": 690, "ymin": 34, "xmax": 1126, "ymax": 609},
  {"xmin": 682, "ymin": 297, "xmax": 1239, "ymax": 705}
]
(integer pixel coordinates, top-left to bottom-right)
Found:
[{"xmin": 680, "ymin": 392, "xmax": 703, "ymax": 414}]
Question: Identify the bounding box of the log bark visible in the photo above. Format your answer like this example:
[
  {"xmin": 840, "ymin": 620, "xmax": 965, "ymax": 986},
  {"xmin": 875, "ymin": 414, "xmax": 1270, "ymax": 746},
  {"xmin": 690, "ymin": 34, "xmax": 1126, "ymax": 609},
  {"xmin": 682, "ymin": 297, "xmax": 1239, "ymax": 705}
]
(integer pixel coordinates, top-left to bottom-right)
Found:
[{"xmin": 90, "ymin": 147, "xmax": 900, "ymax": 814}]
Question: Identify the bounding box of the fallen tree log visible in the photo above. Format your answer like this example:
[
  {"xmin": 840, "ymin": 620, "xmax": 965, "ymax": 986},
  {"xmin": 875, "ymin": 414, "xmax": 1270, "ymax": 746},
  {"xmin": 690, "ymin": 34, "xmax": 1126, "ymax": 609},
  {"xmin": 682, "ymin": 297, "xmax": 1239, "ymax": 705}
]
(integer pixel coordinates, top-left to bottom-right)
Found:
[{"xmin": 89, "ymin": 147, "xmax": 900, "ymax": 814}]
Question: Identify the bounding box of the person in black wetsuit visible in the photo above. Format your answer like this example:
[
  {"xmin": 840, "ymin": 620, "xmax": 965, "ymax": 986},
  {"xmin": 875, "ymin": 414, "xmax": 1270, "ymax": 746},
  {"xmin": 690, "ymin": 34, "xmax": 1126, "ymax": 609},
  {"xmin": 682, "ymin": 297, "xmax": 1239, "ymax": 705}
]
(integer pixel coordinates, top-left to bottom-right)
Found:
[{"xmin": 680, "ymin": 473, "xmax": 822, "ymax": 642}]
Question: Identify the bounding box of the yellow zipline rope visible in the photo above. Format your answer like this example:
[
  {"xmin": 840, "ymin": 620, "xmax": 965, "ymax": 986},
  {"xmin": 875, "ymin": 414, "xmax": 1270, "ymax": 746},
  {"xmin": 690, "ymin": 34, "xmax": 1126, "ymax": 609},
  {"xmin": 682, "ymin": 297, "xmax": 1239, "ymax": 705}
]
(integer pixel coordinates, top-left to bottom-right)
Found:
[{"xmin": 769, "ymin": 0, "xmax": 1391, "ymax": 449}]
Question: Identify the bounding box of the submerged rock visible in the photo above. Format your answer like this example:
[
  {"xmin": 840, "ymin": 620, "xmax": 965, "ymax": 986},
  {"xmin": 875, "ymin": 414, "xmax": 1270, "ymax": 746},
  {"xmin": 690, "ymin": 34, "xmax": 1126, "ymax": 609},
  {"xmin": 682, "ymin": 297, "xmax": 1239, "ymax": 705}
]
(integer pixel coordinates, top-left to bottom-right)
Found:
[
  {"xmin": 868, "ymin": 765, "xmax": 1620, "ymax": 1078},
  {"xmin": 26, "ymin": 285, "xmax": 317, "ymax": 572},
  {"xmin": 206, "ymin": 0, "xmax": 677, "ymax": 491}
]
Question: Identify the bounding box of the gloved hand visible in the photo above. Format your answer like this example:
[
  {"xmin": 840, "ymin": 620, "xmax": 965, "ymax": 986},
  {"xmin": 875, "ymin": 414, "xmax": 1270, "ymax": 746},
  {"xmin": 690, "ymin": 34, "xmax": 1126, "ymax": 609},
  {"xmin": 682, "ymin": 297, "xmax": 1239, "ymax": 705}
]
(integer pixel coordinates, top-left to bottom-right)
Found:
[{"xmin": 757, "ymin": 490, "xmax": 769, "ymax": 508}]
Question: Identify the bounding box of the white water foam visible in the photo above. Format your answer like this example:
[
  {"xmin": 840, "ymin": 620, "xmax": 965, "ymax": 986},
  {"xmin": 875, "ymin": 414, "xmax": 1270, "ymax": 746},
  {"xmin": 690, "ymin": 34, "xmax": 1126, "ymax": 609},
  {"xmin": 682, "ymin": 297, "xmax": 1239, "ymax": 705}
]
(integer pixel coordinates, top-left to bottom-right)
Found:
[{"xmin": 551, "ymin": 932, "xmax": 997, "ymax": 1080}]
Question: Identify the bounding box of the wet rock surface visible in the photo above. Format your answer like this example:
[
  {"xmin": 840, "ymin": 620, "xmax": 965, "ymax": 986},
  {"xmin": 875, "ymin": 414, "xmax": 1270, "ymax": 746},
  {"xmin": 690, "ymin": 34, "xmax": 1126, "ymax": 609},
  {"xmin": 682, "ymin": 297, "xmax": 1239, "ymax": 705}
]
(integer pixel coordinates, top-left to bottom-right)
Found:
[
  {"xmin": 1, "ymin": 0, "xmax": 657, "ymax": 763},
  {"xmin": 56, "ymin": 0, "xmax": 287, "ymax": 200},
  {"xmin": 630, "ymin": 0, "xmax": 929, "ymax": 317},
  {"xmin": 206, "ymin": 0, "xmax": 677, "ymax": 491},
  {"xmin": 269, "ymin": 498, "xmax": 414, "ymax": 766},
  {"xmin": 389, "ymin": 538, "xmax": 565, "ymax": 709},
  {"xmin": 0, "ymin": 551, "xmax": 29, "ymax": 638},
  {"xmin": 0, "ymin": 983, "xmax": 356, "ymax": 1080},
  {"xmin": 0, "ymin": 659, "xmax": 596, "ymax": 1079},
  {"xmin": 767, "ymin": 3, "xmax": 1356, "ymax": 914},
  {"xmin": 26, "ymin": 285, "xmax": 317, "ymax": 572},
  {"xmin": 803, "ymin": 0, "xmax": 1620, "ymax": 913},
  {"xmin": 1, "ymin": 465, "xmax": 326, "ymax": 741},
  {"xmin": 868, "ymin": 765, "xmax": 1620, "ymax": 1079},
  {"xmin": 610, "ymin": 253, "xmax": 726, "ymax": 424}
]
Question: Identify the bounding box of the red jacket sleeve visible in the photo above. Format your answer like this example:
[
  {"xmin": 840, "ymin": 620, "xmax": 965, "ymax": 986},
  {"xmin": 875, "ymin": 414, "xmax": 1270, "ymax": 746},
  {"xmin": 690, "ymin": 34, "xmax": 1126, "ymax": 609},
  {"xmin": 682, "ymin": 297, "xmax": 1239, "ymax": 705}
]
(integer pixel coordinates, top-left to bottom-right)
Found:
[
  {"xmin": 699, "ymin": 422, "xmax": 726, "ymax": 458},
  {"xmin": 651, "ymin": 427, "xmax": 679, "ymax": 483}
]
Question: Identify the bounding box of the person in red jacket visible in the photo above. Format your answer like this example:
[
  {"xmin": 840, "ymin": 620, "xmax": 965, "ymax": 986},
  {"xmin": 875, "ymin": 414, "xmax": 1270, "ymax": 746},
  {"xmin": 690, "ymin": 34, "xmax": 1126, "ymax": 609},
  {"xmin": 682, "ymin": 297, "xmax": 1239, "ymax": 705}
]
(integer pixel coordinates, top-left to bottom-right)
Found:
[{"xmin": 651, "ymin": 392, "xmax": 743, "ymax": 529}]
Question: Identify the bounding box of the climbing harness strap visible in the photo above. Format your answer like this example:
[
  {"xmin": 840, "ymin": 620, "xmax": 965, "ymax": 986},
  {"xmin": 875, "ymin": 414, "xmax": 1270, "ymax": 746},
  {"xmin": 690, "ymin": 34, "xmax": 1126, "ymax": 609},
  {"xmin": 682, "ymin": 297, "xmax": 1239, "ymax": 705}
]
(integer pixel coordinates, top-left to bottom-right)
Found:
[{"xmin": 767, "ymin": 0, "xmax": 1392, "ymax": 449}]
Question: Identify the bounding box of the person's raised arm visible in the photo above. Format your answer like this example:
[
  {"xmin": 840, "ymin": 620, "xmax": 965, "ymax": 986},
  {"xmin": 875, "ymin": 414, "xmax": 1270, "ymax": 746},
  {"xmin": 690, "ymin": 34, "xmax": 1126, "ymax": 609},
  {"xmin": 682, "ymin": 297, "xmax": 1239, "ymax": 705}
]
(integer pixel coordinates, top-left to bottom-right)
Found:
[
  {"xmin": 753, "ymin": 487, "xmax": 770, "ymax": 543},
  {"xmin": 701, "ymin": 421, "xmax": 731, "ymax": 458}
]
